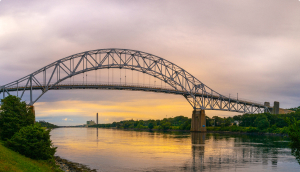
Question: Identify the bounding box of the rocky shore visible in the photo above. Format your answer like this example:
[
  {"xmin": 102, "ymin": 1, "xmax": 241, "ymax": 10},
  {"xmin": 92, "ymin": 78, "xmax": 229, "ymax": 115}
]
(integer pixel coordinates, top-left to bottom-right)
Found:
[{"xmin": 55, "ymin": 156, "xmax": 97, "ymax": 172}]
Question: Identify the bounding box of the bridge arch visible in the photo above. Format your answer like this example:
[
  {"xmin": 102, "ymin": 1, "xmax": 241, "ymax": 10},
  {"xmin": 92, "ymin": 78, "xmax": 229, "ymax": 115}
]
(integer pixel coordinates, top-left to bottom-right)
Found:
[{"xmin": 0, "ymin": 48, "xmax": 269, "ymax": 114}]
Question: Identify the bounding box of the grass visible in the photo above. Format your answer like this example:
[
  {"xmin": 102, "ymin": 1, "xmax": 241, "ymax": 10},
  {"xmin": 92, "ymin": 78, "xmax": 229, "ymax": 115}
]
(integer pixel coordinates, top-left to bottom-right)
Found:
[{"xmin": 0, "ymin": 141, "xmax": 62, "ymax": 172}]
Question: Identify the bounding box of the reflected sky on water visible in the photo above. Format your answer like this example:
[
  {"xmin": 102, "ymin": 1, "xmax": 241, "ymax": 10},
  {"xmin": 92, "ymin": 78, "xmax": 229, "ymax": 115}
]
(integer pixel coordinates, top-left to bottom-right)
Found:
[{"xmin": 50, "ymin": 128, "xmax": 299, "ymax": 172}]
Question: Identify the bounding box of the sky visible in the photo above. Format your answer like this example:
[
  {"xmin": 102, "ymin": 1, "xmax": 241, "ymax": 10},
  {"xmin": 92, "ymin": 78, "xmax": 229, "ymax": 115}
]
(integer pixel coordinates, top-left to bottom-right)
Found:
[{"xmin": 1, "ymin": 0, "xmax": 300, "ymax": 126}]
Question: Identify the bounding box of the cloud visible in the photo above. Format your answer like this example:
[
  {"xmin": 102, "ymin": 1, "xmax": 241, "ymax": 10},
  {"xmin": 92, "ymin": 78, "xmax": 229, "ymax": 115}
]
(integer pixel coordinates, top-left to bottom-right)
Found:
[{"xmin": 62, "ymin": 118, "xmax": 73, "ymax": 121}]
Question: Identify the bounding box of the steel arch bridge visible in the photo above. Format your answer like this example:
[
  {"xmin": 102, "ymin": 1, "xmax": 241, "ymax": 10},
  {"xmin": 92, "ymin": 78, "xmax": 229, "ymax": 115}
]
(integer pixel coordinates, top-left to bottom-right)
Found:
[{"xmin": 0, "ymin": 48, "xmax": 270, "ymax": 114}]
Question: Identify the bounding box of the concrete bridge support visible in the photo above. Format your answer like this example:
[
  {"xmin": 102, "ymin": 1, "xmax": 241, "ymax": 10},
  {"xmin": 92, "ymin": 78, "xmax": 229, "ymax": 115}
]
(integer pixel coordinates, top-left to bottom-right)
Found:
[
  {"xmin": 272, "ymin": 101, "xmax": 279, "ymax": 114},
  {"xmin": 191, "ymin": 110, "xmax": 206, "ymax": 132}
]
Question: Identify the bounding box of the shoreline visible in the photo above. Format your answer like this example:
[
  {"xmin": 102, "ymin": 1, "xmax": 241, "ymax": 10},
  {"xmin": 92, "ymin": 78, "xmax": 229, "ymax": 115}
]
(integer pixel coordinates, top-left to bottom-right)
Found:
[
  {"xmin": 84, "ymin": 127, "xmax": 289, "ymax": 137},
  {"xmin": 55, "ymin": 156, "xmax": 97, "ymax": 172}
]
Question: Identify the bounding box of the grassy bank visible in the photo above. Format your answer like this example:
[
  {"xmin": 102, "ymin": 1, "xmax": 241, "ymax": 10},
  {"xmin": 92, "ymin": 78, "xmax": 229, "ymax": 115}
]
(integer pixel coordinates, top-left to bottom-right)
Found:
[{"xmin": 0, "ymin": 141, "xmax": 61, "ymax": 172}]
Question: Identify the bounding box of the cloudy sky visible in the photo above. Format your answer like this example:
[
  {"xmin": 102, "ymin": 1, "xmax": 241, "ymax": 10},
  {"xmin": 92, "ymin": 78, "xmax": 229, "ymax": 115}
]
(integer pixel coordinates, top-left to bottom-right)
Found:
[{"xmin": 1, "ymin": 0, "xmax": 300, "ymax": 126}]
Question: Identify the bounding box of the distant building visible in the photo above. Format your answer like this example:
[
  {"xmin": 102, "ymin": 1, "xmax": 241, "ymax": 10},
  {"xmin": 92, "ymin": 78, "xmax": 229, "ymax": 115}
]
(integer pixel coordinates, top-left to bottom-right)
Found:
[{"xmin": 87, "ymin": 120, "xmax": 96, "ymax": 126}]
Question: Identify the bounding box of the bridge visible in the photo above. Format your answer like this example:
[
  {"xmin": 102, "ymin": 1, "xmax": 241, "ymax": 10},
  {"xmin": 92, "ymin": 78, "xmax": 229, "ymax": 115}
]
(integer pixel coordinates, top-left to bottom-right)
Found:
[{"xmin": 0, "ymin": 48, "xmax": 281, "ymax": 131}]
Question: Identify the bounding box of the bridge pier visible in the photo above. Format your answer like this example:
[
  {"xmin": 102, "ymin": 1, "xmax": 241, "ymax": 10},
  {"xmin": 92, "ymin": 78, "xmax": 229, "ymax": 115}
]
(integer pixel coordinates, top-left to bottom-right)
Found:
[
  {"xmin": 272, "ymin": 101, "xmax": 279, "ymax": 114},
  {"xmin": 191, "ymin": 109, "xmax": 206, "ymax": 132}
]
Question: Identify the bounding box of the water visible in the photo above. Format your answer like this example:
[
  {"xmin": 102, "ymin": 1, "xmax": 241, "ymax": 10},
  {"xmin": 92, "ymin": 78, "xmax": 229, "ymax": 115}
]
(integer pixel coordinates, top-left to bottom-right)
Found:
[{"xmin": 50, "ymin": 128, "xmax": 300, "ymax": 172}]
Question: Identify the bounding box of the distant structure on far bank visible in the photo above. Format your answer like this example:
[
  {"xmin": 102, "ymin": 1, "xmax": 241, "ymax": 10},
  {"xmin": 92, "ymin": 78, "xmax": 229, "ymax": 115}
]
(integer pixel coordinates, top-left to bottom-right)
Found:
[
  {"xmin": 86, "ymin": 120, "xmax": 96, "ymax": 126},
  {"xmin": 85, "ymin": 113, "xmax": 99, "ymax": 127}
]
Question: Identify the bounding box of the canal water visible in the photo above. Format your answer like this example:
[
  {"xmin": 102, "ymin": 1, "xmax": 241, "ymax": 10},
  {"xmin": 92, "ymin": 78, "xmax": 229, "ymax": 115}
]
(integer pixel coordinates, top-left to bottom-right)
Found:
[{"xmin": 50, "ymin": 128, "xmax": 299, "ymax": 172}]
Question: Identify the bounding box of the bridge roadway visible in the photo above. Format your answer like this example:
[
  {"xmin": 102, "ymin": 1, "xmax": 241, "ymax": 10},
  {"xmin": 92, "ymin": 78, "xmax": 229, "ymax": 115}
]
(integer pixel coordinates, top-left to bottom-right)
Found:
[{"xmin": 2, "ymin": 83, "xmax": 270, "ymax": 112}]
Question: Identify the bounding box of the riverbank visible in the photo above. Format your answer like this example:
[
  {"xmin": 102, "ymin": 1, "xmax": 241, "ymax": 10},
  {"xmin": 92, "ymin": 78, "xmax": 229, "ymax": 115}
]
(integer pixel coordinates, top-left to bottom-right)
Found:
[{"xmin": 0, "ymin": 140, "xmax": 97, "ymax": 172}]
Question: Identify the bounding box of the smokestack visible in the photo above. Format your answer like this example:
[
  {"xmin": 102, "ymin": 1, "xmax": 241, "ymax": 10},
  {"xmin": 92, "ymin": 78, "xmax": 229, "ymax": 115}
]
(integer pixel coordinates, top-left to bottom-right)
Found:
[{"xmin": 96, "ymin": 113, "xmax": 98, "ymax": 126}]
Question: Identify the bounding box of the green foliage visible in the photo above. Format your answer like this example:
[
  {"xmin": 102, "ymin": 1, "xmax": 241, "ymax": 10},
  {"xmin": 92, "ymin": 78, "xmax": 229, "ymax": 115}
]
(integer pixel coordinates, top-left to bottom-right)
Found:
[
  {"xmin": 5, "ymin": 123, "xmax": 57, "ymax": 160},
  {"xmin": 160, "ymin": 121, "xmax": 171, "ymax": 130},
  {"xmin": 225, "ymin": 117, "xmax": 233, "ymax": 126},
  {"xmin": 254, "ymin": 115, "xmax": 270, "ymax": 130},
  {"xmin": 89, "ymin": 108, "xmax": 300, "ymax": 134},
  {"xmin": 0, "ymin": 95, "xmax": 35, "ymax": 140},
  {"xmin": 179, "ymin": 120, "xmax": 191, "ymax": 130},
  {"xmin": 286, "ymin": 118, "xmax": 300, "ymax": 164},
  {"xmin": 36, "ymin": 121, "xmax": 59, "ymax": 129},
  {"xmin": 90, "ymin": 115, "xmax": 191, "ymax": 131},
  {"xmin": 148, "ymin": 122, "xmax": 154, "ymax": 129},
  {"xmin": 286, "ymin": 118, "xmax": 300, "ymax": 147}
]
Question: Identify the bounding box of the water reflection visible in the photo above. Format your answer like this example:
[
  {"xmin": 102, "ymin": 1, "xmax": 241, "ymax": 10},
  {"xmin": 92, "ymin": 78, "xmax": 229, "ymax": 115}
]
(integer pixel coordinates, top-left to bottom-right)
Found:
[
  {"xmin": 51, "ymin": 128, "xmax": 299, "ymax": 172},
  {"xmin": 291, "ymin": 145, "xmax": 300, "ymax": 165},
  {"xmin": 191, "ymin": 132, "xmax": 205, "ymax": 171}
]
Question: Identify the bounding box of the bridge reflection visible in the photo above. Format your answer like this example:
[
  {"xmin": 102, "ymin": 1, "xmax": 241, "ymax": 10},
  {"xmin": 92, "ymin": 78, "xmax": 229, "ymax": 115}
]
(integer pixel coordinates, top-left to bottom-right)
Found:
[{"xmin": 191, "ymin": 132, "xmax": 205, "ymax": 171}]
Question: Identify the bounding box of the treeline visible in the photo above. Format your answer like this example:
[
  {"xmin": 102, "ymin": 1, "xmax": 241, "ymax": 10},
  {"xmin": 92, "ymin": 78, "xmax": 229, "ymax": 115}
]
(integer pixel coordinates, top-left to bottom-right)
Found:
[
  {"xmin": 90, "ymin": 107, "xmax": 300, "ymax": 134},
  {"xmin": 206, "ymin": 111, "xmax": 300, "ymax": 134},
  {"xmin": 36, "ymin": 120, "xmax": 59, "ymax": 129},
  {"xmin": 90, "ymin": 116, "xmax": 191, "ymax": 130}
]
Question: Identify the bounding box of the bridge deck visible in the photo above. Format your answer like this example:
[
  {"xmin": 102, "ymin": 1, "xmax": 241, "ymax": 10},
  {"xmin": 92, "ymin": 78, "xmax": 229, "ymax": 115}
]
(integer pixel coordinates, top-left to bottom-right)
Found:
[{"xmin": 2, "ymin": 83, "xmax": 267, "ymax": 108}]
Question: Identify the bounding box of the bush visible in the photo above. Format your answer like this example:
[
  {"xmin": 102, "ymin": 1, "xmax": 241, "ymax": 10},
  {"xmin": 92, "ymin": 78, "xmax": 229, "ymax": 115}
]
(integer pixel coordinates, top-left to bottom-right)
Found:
[
  {"xmin": 5, "ymin": 123, "xmax": 56, "ymax": 160},
  {"xmin": 0, "ymin": 95, "xmax": 35, "ymax": 140}
]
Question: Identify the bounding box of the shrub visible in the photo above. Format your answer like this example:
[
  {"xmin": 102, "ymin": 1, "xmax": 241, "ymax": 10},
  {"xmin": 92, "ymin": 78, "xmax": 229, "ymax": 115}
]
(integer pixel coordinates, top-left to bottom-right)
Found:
[{"xmin": 5, "ymin": 123, "xmax": 56, "ymax": 160}]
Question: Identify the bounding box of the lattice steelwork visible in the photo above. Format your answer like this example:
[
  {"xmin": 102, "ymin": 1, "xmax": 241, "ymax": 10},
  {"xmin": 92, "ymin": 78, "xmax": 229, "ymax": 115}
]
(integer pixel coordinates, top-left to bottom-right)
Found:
[{"xmin": 0, "ymin": 48, "xmax": 270, "ymax": 113}]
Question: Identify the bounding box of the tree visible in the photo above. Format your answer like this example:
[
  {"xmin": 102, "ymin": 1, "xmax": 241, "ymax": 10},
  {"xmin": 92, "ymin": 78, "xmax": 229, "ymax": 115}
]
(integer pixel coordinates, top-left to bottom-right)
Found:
[
  {"xmin": 240, "ymin": 114, "xmax": 257, "ymax": 127},
  {"xmin": 212, "ymin": 116, "xmax": 223, "ymax": 126},
  {"xmin": 160, "ymin": 121, "xmax": 171, "ymax": 130},
  {"xmin": 179, "ymin": 119, "xmax": 191, "ymax": 130},
  {"xmin": 225, "ymin": 117, "xmax": 233, "ymax": 126},
  {"xmin": 286, "ymin": 118, "xmax": 300, "ymax": 164},
  {"xmin": 233, "ymin": 115, "xmax": 242, "ymax": 125},
  {"xmin": 36, "ymin": 120, "xmax": 59, "ymax": 129},
  {"xmin": 5, "ymin": 123, "xmax": 57, "ymax": 160},
  {"xmin": 206, "ymin": 116, "xmax": 214, "ymax": 127},
  {"xmin": 148, "ymin": 121, "xmax": 155, "ymax": 130},
  {"xmin": 254, "ymin": 115, "xmax": 270, "ymax": 130},
  {"xmin": 0, "ymin": 95, "xmax": 35, "ymax": 140}
]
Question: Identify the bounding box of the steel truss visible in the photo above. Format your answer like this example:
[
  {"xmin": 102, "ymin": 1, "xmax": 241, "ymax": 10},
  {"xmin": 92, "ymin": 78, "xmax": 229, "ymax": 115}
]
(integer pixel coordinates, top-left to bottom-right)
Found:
[{"xmin": 0, "ymin": 48, "xmax": 270, "ymax": 113}]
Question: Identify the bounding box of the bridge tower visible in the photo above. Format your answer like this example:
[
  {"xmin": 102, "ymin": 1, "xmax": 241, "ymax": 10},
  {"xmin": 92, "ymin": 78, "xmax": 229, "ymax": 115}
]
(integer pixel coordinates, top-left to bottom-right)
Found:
[{"xmin": 191, "ymin": 110, "xmax": 206, "ymax": 132}]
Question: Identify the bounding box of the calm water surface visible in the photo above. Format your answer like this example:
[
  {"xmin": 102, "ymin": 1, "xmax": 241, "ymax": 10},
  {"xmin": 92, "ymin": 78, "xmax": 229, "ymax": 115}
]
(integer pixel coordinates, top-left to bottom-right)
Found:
[{"xmin": 50, "ymin": 128, "xmax": 299, "ymax": 172}]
